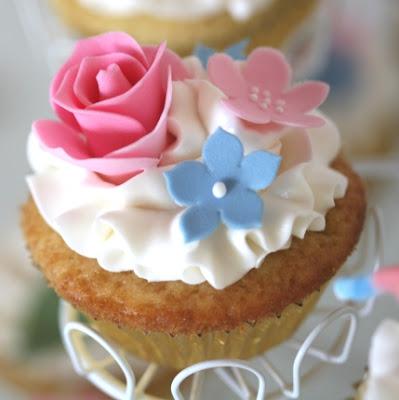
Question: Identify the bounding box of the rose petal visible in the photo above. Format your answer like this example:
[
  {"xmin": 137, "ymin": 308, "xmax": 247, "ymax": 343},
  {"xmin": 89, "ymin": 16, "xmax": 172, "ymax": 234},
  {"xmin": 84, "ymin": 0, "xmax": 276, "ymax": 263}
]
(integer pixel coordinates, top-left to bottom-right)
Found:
[
  {"xmin": 73, "ymin": 110, "xmax": 146, "ymax": 156},
  {"xmin": 97, "ymin": 63, "xmax": 131, "ymax": 101},
  {"xmin": 89, "ymin": 43, "xmax": 167, "ymax": 131},
  {"xmin": 53, "ymin": 65, "xmax": 82, "ymax": 130},
  {"xmin": 33, "ymin": 119, "xmax": 158, "ymax": 182},
  {"xmin": 34, "ymin": 119, "xmax": 89, "ymax": 159},
  {"xmin": 208, "ymin": 53, "xmax": 247, "ymax": 98},
  {"xmin": 243, "ymin": 48, "xmax": 292, "ymax": 94},
  {"xmin": 73, "ymin": 53, "xmax": 146, "ymax": 105},
  {"xmin": 51, "ymin": 32, "xmax": 148, "ymax": 97},
  {"xmin": 143, "ymin": 45, "xmax": 191, "ymax": 82},
  {"xmin": 106, "ymin": 71, "xmax": 173, "ymax": 159}
]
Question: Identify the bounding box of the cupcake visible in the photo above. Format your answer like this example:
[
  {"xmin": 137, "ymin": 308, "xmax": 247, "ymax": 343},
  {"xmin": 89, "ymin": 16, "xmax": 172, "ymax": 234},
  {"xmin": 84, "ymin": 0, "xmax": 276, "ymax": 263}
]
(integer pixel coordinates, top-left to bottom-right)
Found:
[
  {"xmin": 22, "ymin": 32, "xmax": 366, "ymax": 370},
  {"xmin": 300, "ymin": 0, "xmax": 398, "ymax": 158},
  {"xmin": 356, "ymin": 320, "xmax": 399, "ymax": 400},
  {"xmin": 48, "ymin": 0, "xmax": 319, "ymax": 56}
]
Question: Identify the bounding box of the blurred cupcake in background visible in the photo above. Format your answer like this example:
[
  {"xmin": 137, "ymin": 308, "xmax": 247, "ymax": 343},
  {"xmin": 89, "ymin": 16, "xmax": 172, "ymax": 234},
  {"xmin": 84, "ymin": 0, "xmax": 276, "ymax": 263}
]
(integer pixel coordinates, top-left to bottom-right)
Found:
[
  {"xmin": 355, "ymin": 320, "xmax": 399, "ymax": 400},
  {"xmin": 48, "ymin": 0, "xmax": 320, "ymax": 55},
  {"xmin": 291, "ymin": 0, "xmax": 398, "ymax": 158}
]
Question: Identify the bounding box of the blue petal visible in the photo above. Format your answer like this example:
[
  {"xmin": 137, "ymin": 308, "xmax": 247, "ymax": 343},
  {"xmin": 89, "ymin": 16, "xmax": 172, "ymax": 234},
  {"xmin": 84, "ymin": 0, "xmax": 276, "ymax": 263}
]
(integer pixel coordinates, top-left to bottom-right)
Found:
[
  {"xmin": 164, "ymin": 161, "xmax": 213, "ymax": 207},
  {"xmin": 225, "ymin": 39, "xmax": 249, "ymax": 61},
  {"xmin": 333, "ymin": 276, "xmax": 377, "ymax": 302},
  {"xmin": 240, "ymin": 151, "xmax": 281, "ymax": 191},
  {"xmin": 221, "ymin": 188, "xmax": 263, "ymax": 229},
  {"xmin": 203, "ymin": 129, "xmax": 243, "ymax": 179},
  {"xmin": 193, "ymin": 44, "xmax": 215, "ymax": 68},
  {"xmin": 181, "ymin": 205, "xmax": 220, "ymax": 243},
  {"xmin": 194, "ymin": 40, "xmax": 248, "ymax": 68}
]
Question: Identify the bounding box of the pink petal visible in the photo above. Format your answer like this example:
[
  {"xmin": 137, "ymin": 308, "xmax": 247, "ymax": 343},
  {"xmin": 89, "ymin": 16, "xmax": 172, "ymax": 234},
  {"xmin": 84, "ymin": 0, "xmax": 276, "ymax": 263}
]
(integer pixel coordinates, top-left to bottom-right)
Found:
[
  {"xmin": 73, "ymin": 53, "xmax": 146, "ymax": 105},
  {"xmin": 51, "ymin": 32, "xmax": 148, "ymax": 99},
  {"xmin": 143, "ymin": 45, "xmax": 191, "ymax": 81},
  {"xmin": 88, "ymin": 43, "xmax": 167, "ymax": 132},
  {"xmin": 97, "ymin": 64, "xmax": 132, "ymax": 101},
  {"xmin": 208, "ymin": 53, "xmax": 247, "ymax": 98},
  {"xmin": 55, "ymin": 69, "xmax": 148, "ymax": 157},
  {"xmin": 34, "ymin": 119, "xmax": 88, "ymax": 159},
  {"xmin": 283, "ymin": 82, "xmax": 329, "ymax": 113},
  {"xmin": 272, "ymin": 112, "xmax": 326, "ymax": 128},
  {"xmin": 73, "ymin": 110, "xmax": 146, "ymax": 156},
  {"xmin": 34, "ymin": 119, "xmax": 158, "ymax": 183},
  {"xmin": 278, "ymin": 129, "xmax": 313, "ymax": 173},
  {"xmin": 52, "ymin": 65, "xmax": 82, "ymax": 131},
  {"xmin": 373, "ymin": 266, "xmax": 399, "ymax": 299},
  {"xmin": 223, "ymin": 98, "xmax": 272, "ymax": 124},
  {"xmin": 243, "ymin": 48, "xmax": 292, "ymax": 94},
  {"xmin": 107, "ymin": 71, "xmax": 173, "ymax": 159}
]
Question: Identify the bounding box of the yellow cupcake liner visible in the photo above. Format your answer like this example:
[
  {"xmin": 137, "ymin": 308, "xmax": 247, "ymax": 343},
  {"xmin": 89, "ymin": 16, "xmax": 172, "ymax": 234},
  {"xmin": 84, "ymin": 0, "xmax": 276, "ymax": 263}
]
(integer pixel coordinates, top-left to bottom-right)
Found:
[
  {"xmin": 50, "ymin": 0, "xmax": 318, "ymax": 56},
  {"xmin": 89, "ymin": 287, "xmax": 324, "ymax": 370}
]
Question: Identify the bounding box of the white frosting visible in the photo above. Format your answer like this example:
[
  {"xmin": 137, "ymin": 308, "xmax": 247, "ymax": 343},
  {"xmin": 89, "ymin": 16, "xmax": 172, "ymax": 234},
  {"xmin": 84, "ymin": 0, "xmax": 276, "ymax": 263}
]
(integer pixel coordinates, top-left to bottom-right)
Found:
[
  {"xmin": 27, "ymin": 79, "xmax": 347, "ymax": 289},
  {"xmin": 77, "ymin": 0, "xmax": 271, "ymax": 21},
  {"xmin": 361, "ymin": 319, "xmax": 399, "ymax": 400}
]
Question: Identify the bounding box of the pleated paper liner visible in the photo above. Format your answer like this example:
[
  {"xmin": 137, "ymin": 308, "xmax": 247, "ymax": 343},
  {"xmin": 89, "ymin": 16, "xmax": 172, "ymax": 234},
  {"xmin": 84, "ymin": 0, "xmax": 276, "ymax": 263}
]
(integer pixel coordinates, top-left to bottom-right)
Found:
[{"xmin": 89, "ymin": 285, "xmax": 325, "ymax": 370}]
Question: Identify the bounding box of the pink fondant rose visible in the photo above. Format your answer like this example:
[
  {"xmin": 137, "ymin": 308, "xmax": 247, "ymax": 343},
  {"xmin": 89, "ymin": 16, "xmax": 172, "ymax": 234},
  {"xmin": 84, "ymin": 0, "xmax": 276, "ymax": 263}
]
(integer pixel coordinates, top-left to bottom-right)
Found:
[{"xmin": 33, "ymin": 32, "xmax": 190, "ymax": 184}]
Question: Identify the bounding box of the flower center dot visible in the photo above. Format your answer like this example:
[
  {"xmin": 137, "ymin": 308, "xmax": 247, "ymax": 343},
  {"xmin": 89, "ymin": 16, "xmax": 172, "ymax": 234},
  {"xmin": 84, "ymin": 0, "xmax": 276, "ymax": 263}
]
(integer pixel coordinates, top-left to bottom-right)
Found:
[{"xmin": 212, "ymin": 181, "xmax": 227, "ymax": 199}]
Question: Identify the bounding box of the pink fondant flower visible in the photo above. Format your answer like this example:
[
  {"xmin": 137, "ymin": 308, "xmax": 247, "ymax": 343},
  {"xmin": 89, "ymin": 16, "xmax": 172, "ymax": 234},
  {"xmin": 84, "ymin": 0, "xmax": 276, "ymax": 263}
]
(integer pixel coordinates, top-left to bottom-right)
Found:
[
  {"xmin": 33, "ymin": 32, "xmax": 190, "ymax": 184},
  {"xmin": 207, "ymin": 48, "xmax": 329, "ymax": 128}
]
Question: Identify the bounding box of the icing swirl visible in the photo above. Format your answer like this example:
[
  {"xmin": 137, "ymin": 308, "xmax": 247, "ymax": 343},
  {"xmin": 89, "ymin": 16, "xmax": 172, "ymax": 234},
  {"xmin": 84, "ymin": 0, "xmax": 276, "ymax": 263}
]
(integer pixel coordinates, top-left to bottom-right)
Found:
[{"xmin": 27, "ymin": 79, "xmax": 347, "ymax": 289}]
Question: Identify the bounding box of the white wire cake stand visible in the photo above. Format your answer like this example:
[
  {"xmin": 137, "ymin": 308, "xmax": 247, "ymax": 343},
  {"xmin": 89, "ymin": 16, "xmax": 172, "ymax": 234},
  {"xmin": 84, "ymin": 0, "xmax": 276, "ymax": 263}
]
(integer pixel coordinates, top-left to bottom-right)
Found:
[{"xmin": 57, "ymin": 207, "xmax": 383, "ymax": 400}]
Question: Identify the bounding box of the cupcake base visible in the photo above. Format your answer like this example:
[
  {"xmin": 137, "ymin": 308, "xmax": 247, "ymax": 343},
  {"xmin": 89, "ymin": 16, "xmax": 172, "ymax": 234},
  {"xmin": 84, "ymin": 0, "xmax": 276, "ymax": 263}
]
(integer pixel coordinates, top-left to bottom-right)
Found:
[{"xmin": 89, "ymin": 287, "xmax": 323, "ymax": 370}]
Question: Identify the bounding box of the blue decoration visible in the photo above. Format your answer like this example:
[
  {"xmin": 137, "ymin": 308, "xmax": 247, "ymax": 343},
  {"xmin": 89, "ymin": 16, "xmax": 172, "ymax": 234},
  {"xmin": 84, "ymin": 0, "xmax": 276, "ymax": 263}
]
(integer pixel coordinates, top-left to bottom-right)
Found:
[
  {"xmin": 164, "ymin": 128, "xmax": 281, "ymax": 243},
  {"xmin": 333, "ymin": 276, "xmax": 377, "ymax": 302},
  {"xmin": 194, "ymin": 39, "xmax": 249, "ymax": 68}
]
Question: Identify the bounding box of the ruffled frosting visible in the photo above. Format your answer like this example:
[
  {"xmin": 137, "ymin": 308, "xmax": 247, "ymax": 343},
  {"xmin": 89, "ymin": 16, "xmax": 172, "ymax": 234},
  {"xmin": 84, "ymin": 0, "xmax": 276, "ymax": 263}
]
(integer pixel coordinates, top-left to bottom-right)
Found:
[
  {"xmin": 27, "ymin": 78, "xmax": 347, "ymax": 289},
  {"xmin": 78, "ymin": 0, "xmax": 272, "ymax": 21}
]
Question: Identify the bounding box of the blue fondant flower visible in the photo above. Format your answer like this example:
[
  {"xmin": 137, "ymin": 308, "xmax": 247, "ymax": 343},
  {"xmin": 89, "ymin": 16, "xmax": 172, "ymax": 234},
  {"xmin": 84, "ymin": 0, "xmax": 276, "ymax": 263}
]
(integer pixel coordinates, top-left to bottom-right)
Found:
[
  {"xmin": 194, "ymin": 39, "xmax": 249, "ymax": 68},
  {"xmin": 164, "ymin": 128, "xmax": 281, "ymax": 243}
]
